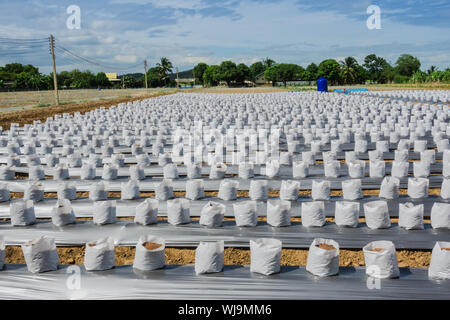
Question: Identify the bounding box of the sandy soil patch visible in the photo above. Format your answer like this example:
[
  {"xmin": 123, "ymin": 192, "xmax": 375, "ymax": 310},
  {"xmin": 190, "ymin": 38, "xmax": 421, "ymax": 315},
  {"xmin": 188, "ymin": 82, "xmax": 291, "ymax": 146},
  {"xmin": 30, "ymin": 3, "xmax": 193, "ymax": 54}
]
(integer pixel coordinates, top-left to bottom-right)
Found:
[{"xmin": 4, "ymin": 246, "xmax": 432, "ymax": 268}]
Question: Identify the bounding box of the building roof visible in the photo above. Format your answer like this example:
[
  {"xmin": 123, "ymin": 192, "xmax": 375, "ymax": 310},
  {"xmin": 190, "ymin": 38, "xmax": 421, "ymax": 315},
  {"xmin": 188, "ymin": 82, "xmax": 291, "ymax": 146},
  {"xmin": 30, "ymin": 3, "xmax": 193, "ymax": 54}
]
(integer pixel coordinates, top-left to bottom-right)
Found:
[{"xmin": 105, "ymin": 72, "xmax": 121, "ymax": 82}]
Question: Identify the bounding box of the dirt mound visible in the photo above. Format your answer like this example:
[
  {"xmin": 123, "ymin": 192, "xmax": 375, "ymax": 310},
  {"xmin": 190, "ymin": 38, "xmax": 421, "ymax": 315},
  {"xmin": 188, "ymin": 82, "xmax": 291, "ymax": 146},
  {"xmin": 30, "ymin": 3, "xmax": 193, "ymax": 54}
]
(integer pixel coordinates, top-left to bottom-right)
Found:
[{"xmin": 4, "ymin": 246, "xmax": 432, "ymax": 268}]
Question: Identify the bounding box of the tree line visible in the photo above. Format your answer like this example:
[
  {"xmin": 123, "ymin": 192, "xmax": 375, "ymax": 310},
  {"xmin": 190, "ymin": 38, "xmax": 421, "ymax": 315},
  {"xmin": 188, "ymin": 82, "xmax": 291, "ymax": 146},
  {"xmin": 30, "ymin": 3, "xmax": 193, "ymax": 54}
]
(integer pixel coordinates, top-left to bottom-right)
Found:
[
  {"xmin": 0, "ymin": 57, "xmax": 177, "ymax": 90},
  {"xmin": 1, "ymin": 54, "xmax": 450, "ymax": 90},
  {"xmin": 0, "ymin": 63, "xmax": 112, "ymax": 90},
  {"xmin": 194, "ymin": 54, "xmax": 450, "ymax": 86}
]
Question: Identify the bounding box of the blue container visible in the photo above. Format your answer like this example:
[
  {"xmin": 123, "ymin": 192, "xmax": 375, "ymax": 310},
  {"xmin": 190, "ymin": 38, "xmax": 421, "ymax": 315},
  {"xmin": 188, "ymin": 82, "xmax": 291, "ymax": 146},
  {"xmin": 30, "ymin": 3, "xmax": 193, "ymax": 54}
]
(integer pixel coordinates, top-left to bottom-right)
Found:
[{"xmin": 317, "ymin": 77, "xmax": 328, "ymax": 92}]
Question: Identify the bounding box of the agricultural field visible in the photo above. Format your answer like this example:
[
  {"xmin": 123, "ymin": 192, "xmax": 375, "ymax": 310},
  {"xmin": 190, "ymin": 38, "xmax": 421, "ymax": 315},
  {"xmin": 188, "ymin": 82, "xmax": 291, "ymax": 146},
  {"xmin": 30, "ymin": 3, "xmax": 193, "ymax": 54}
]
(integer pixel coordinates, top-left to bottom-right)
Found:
[
  {"xmin": 0, "ymin": 89, "xmax": 448, "ymax": 299},
  {"xmin": 0, "ymin": 88, "xmax": 175, "ymax": 111},
  {"xmin": 2, "ymin": 84, "xmax": 449, "ymax": 112}
]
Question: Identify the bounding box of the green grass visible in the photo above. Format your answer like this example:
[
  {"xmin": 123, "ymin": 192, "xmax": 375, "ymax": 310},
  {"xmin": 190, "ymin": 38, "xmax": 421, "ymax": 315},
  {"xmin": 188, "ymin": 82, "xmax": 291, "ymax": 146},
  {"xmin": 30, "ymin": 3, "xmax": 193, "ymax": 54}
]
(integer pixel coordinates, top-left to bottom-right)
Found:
[{"xmin": 32, "ymin": 103, "xmax": 51, "ymax": 108}]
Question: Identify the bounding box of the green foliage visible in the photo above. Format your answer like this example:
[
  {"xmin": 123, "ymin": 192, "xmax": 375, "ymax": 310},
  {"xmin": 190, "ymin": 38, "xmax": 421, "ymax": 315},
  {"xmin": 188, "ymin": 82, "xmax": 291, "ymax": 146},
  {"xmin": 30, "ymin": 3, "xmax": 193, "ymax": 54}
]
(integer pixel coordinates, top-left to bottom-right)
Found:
[
  {"xmin": 147, "ymin": 67, "xmax": 164, "ymax": 87},
  {"xmin": 122, "ymin": 75, "xmax": 142, "ymax": 88},
  {"xmin": 404, "ymin": 69, "xmax": 450, "ymax": 84},
  {"xmin": 156, "ymin": 57, "xmax": 173, "ymax": 86},
  {"xmin": 379, "ymin": 65, "xmax": 396, "ymax": 84},
  {"xmin": 355, "ymin": 65, "xmax": 369, "ymax": 84},
  {"xmin": 363, "ymin": 54, "xmax": 391, "ymax": 83},
  {"xmin": 339, "ymin": 57, "xmax": 359, "ymax": 84},
  {"xmin": 0, "ymin": 63, "xmax": 39, "ymax": 76},
  {"xmin": 12, "ymin": 72, "xmax": 51, "ymax": 90},
  {"xmin": 263, "ymin": 58, "xmax": 276, "ymax": 69},
  {"xmin": 53, "ymin": 69, "xmax": 112, "ymax": 89},
  {"xmin": 202, "ymin": 65, "xmax": 221, "ymax": 87},
  {"xmin": 236, "ymin": 63, "xmax": 250, "ymax": 83},
  {"xmin": 393, "ymin": 73, "xmax": 410, "ymax": 83},
  {"xmin": 442, "ymin": 69, "xmax": 450, "ymax": 82},
  {"xmin": 218, "ymin": 61, "xmax": 238, "ymax": 86},
  {"xmin": 249, "ymin": 62, "xmax": 265, "ymax": 79},
  {"xmin": 193, "ymin": 63, "xmax": 208, "ymax": 85},
  {"xmin": 410, "ymin": 70, "xmax": 427, "ymax": 83},
  {"xmin": 306, "ymin": 63, "xmax": 318, "ymax": 80},
  {"xmin": 58, "ymin": 71, "xmax": 72, "ymax": 88},
  {"xmin": 427, "ymin": 66, "xmax": 437, "ymax": 75},
  {"xmin": 264, "ymin": 63, "xmax": 303, "ymax": 86},
  {"xmin": 428, "ymin": 70, "xmax": 443, "ymax": 82},
  {"xmin": 317, "ymin": 59, "xmax": 341, "ymax": 84},
  {"xmin": 294, "ymin": 65, "xmax": 308, "ymax": 80},
  {"xmin": 395, "ymin": 54, "xmax": 421, "ymax": 77},
  {"xmin": 70, "ymin": 70, "xmax": 96, "ymax": 89},
  {"xmin": 1, "ymin": 63, "xmax": 44, "ymax": 89},
  {"xmin": 96, "ymin": 72, "xmax": 112, "ymax": 88},
  {"xmin": 142, "ymin": 57, "xmax": 174, "ymax": 87},
  {"xmin": 1, "ymin": 54, "xmax": 449, "ymax": 90}
]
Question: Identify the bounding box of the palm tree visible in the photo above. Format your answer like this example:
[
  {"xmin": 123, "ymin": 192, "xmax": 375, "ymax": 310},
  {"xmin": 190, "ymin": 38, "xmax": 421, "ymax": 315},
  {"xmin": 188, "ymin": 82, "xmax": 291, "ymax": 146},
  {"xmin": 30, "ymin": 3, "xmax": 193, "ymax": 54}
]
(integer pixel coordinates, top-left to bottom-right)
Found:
[
  {"xmin": 340, "ymin": 57, "xmax": 358, "ymax": 84},
  {"xmin": 263, "ymin": 57, "xmax": 276, "ymax": 69},
  {"xmin": 427, "ymin": 65, "xmax": 437, "ymax": 75},
  {"xmin": 156, "ymin": 57, "xmax": 173, "ymax": 86}
]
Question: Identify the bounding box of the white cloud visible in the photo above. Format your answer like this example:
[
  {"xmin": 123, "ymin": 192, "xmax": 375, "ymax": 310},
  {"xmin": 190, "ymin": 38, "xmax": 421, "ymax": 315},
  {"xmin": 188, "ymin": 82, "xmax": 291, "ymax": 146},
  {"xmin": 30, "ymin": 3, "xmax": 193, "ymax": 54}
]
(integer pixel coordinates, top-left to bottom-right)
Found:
[
  {"xmin": 110, "ymin": 0, "xmax": 202, "ymax": 9},
  {"xmin": 0, "ymin": 0, "xmax": 448, "ymax": 73},
  {"xmin": 101, "ymin": 36, "xmax": 116, "ymax": 44},
  {"xmin": 114, "ymin": 55, "xmax": 138, "ymax": 63}
]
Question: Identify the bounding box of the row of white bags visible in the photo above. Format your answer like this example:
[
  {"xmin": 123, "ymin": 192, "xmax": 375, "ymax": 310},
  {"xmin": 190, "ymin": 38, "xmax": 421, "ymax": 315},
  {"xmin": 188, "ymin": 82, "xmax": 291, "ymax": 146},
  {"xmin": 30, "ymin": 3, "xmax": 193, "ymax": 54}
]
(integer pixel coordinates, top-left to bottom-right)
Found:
[
  {"xmin": 5, "ymin": 176, "xmax": 448, "ymax": 206},
  {"xmin": 352, "ymin": 90, "xmax": 450, "ymax": 103},
  {"xmin": 7, "ymin": 194, "xmax": 450, "ymax": 229},
  {"xmin": 2, "ymin": 133, "xmax": 448, "ymax": 168},
  {"xmin": 4, "ymin": 119, "xmax": 446, "ymax": 147},
  {"xmin": 3, "ymin": 176, "xmax": 443, "ymax": 205},
  {"xmin": 2, "ymin": 141, "xmax": 449, "ymax": 168},
  {"xmin": 2, "ymin": 154, "xmax": 448, "ymax": 181},
  {"xmin": 5, "ymin": 128, "xmax": 448, "ymax": 153},
  {"xmin": 4, "ymin": 235, "xmax": 448, "ymax": 280},
  {"xmin": 3, "ymin": 97, "xmax": 448, "ymax": 154},
  {"xmin": 5, "ymin": 92, "xmax": 447, "ymax": 134}
]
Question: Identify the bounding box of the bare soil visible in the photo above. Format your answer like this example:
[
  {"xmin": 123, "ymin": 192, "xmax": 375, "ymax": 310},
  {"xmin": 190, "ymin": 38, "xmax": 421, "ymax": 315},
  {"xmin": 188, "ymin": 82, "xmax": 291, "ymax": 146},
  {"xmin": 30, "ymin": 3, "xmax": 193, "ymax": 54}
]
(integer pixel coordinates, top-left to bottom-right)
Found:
[
  {"xmin": 143, "ymin": 242, "xmax": 162, "ymax": 250},
  {"xmin": 6, "ymin": 187, "xmax": 436, "ymax": 268},
  {"xmin": 4, "ymin": 246, "xmax": 432, "ymax": 267},
  {"xmin": 316, "ymin": 243, "xmax": 336, "ymax": 250}
]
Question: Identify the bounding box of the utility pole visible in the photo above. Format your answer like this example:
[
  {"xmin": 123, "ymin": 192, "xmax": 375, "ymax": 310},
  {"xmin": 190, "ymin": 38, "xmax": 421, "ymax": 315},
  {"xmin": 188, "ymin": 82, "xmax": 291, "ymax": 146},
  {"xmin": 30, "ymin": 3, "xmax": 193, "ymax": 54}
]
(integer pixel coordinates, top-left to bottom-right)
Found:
[
  {"xmin": 144, "ymin": 59, "xmax": 148, "ymax": 89},
  {"xmin": 176, "ymin": 67, "xmax": 179, "ymax": 89},
  {"xmin": 49, "ymin": 35, "xmax": 59, "ymax": 106}
]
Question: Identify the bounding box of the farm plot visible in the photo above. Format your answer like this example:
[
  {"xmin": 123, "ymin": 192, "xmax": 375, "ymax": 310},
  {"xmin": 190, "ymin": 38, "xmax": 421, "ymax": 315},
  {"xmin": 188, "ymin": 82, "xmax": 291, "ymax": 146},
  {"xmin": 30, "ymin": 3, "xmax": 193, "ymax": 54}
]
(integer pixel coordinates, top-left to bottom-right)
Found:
[{"xmin": 0, "ymin": 91, "xmax": 449, "ymax": 299}]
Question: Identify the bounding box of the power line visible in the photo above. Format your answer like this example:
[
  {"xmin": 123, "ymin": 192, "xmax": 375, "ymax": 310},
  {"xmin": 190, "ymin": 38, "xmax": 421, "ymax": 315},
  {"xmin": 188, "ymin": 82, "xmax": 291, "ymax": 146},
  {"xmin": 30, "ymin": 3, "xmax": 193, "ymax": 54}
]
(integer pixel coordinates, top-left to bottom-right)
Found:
[
  {"xmin": 0, "ymin": 42, "xmax": 48, "ymax": 47},
  {"xmin": 0, "ymin": 39, "xmax": 48, "ymax": 44},
  {"xmin": 0, "ymin": 48, "xmax": 48, "ymax": 55},
  {"xmin": 54, "ymin": 50, "xmax": 89, "ymax": 68},
  {"xmin": 54, "ymin": 38, "xmax": 142, "ymax": 71},
  {"xmin": 0, "ymin": 38, "xmax": 48, "ymax": 58},
  {"xmin": 57, "ymin": 45, "xmax": 142, "ymax": 71},
  {"xmin": 54, "ymin": 48, "xmax": 111, "ymax": 71},
  {"xmin": 0, "ymin": 37, "xmax": 48, "ymax": 41},
  {"xmin": 0, "ymin": 36, "xmax": 143, "ymax": 74}
]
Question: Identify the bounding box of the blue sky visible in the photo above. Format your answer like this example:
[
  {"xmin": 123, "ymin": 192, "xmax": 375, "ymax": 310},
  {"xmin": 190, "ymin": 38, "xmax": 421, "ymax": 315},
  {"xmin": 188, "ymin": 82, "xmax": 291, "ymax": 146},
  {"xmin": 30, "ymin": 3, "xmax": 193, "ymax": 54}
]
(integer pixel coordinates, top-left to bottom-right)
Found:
[{"xmin": 0, "ymin": 0, "xmax": 449, "ymax": 74}]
